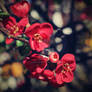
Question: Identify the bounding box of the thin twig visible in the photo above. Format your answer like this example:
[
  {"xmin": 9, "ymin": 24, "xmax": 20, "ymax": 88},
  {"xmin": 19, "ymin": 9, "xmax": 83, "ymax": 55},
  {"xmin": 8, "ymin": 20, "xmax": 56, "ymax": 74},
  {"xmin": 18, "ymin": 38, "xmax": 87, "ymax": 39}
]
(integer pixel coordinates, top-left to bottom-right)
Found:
[{"xmin": 0, "ymin": 0, "xmax": 9, "ymax": 13}]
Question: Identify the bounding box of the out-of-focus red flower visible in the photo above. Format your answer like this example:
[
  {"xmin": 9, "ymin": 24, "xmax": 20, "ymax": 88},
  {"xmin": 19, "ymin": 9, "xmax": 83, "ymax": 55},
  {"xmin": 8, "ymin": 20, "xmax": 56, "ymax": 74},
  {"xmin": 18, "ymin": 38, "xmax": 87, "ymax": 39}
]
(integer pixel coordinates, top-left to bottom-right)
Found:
[
  {"xmin": 11, "ymin": 0, "xmax": 15, "ymax": 3},
  {"xmin": 23, "ymin": 53, "xmax": 48, "ymax": 75},
  {"xmin": 80, "ymin": 13, "xmax": 87, "ymax": 20},
  {"xmin": 10, "ymin": 1, "xmax": 30, "ymax": 18},
  {"xmin": 80, "ymin": 6, "xmax": 92, "ymax": 20},
  {"xmin": 61, "ymin": 54, "xmax": 76, "ymax": 72},
  {"xmin": 3, "ymin": 16, "xmax": 28, "ymax": 44},
  {"xmin": 25, "ymin": 23, "xmax": 53, "ymax": 52},
  {"xmin": 49, "ymin": 52, "xmax": 59, "ymax": 63}
]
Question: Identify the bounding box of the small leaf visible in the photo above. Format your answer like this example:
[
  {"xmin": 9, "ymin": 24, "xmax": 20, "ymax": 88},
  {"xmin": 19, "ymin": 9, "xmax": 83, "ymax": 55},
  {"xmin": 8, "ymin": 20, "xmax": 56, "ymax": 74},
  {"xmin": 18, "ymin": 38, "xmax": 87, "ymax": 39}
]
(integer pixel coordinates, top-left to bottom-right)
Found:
[
  {"xmin": 0, "ymin": 33, "xmax": 5, "ymax": 43},
  {"xmin": 16, "ymin": 40, "xmax": 24, "ymax": 47},
  {"xmin": 0, "ymin": 12, "xmax": 9, "ymax": 16}
]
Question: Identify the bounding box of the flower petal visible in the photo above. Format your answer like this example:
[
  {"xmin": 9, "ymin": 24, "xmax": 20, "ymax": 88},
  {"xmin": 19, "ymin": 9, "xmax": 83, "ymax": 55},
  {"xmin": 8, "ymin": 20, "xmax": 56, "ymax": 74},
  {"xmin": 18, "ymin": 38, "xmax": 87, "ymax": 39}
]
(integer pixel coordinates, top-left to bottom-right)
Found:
[
  {"xmin": 39, "ymin": 23, "xmax": 53, "ymax": 37},
  {"xmin": 62, "ymin": 71, "xmax": 74, "ymax": 83},
  {"xmin": 56, "ymin": 73, "xmax": 64, "ymax": 84},
  {"xmin": 25, "ymin": 23, "xmax": 40, "ymax": 38},
  {"xmin": 18, "ymin": 17, "xmax": 29, "ymax": 27},
  {"xmin": 36, "ymin": 67, "xmax": 43, "ymax": 74},
  {"xmin": 56, "ymin": 64, "xmax": 63, "ymax": 74},
  {"xmin": 61, "ymin": 54, "xmax": 76, "ymax": 71},
  {"xmin": 5, "ymin": 37, "xmax": 14, "ymax": 44},
  {"xmin": 43, "ymin": 69, "xmax": 54, "ymax": 77},
  {"xmin": 10, "ymin": 1, "xmax": 30, "ymax": 18}
]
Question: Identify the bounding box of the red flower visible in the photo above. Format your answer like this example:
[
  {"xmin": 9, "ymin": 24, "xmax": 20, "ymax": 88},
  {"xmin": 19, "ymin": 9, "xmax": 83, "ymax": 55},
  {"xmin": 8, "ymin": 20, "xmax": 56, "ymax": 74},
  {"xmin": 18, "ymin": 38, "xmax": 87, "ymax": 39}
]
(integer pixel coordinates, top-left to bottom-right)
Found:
[
  {"xmin": 55, "ymin": 54, "xmax": 76, "ymax": 83},
  {"xmin": 25, "ymin": 23, "xmax": 53, "ymax": 52},
  {"xmin": 3, "ymin": 16, "xmax": 28, "ymax": 44},
  {"xmin": 10, "ymin": 1, "xmax": 30, "ymax": 18},
  {"xmin": 56, "ymin": 64, "xmax": 74, "ymax": 83},
  {"xmin": 23, "ymin": 53, "xmax": 48, "ymax": 74},
  {"xmin": 61, "ymin": 54, "xmax": 76, "ymax": 72},
  {"xmin": 49, "ymin": 52, "xmax": 59, "ymax": 63},
  {"xmin": 80, "ymin": 13, "xmax": 87, "ymax": 20}
]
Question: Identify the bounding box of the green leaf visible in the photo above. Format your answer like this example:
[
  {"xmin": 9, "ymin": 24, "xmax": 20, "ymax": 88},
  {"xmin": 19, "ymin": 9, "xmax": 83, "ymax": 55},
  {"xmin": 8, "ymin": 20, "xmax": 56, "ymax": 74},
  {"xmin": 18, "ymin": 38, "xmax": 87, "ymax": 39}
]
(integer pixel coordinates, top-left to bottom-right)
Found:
[
  {"xmin": 0, "ymin": 12, "xmax": 9, "ymax": 16},
  {"xmin": 0, "ymin": 33, "xmax": 5, "ymax": 43},
  {"xmin": 16, "ymin": 40, "xmax": 24, "ymax": 47}
]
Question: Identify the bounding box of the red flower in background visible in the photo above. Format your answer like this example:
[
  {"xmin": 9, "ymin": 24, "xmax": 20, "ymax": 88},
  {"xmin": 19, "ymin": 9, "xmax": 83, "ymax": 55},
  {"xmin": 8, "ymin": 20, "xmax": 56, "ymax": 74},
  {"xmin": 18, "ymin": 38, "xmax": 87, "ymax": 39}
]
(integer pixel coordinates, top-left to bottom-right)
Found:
[
  {"xmin": 11, "ymin": 0, "xmax": 15, "ymax": 3},
  {"xmin": 23, "ymin": 53, "xmax": 48, "ymax": 75},
  {"xmin": 10, "ymin": 1, "xmax": 30, "ymax": 18},
  {"xmin": 80, "ymin": 13, "xmax": 87, "ymax": 20},
  {"xmin": 25, "ymin": 23, "xmax": 53, "ymax": 52},
  {"xmin": 55, "ymin": 54, "xmax": 76, "ymax": 83},
  {"xmin": 3, "ymin": 16, "xmax": 28, "ymax": 44}
]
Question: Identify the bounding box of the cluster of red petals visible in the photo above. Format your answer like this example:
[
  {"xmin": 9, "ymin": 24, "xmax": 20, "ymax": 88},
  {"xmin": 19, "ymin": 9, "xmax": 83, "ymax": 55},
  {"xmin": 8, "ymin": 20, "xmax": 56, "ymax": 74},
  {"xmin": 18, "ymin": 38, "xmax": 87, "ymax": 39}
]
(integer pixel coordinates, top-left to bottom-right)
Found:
[
  {"xmin": 23, "ymin": 53, "xmax": 76, "ymax": 87},
  {"xmin": 3, "ymin": 16, "xmax": 28, "ymax": 44},
  {"xmin": 25, "ymin": 23, "xmax": 53, "ymax": 52},
  {"xmin": 10, "ymin": 1, "xmax": 30, "ymax": 18},
  {"xmin": 23, "ymin": 54, "xmax": 48, "ymax": 76},
  {"xmin": 55, "ymin": 54, "xmax": 76, "ymax": 85}
]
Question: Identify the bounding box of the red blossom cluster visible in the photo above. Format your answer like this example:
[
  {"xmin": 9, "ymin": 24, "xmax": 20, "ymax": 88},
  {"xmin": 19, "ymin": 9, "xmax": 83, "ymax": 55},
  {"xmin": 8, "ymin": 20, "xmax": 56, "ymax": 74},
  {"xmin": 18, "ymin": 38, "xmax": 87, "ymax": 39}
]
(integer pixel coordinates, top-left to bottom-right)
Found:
[
  {"xmin": 23, "ymin": 53, "xmax": 76, "ymax": 87},
  {"xmin": 2, "ymin": 0, "xmax": 76, "ymax": 87}
]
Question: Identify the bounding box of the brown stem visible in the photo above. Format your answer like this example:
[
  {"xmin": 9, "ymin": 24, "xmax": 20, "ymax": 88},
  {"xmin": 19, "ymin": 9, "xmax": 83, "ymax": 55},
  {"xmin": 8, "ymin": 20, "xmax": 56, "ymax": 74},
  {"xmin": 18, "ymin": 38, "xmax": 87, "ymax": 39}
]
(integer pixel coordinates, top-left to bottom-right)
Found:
[
  {"xmin": 0, "ymin": 0, "xmax": 9, "ymax": 13},
  {"xmin": 0, "ymin": 23, "xmax": 29, "ymax": 44}
]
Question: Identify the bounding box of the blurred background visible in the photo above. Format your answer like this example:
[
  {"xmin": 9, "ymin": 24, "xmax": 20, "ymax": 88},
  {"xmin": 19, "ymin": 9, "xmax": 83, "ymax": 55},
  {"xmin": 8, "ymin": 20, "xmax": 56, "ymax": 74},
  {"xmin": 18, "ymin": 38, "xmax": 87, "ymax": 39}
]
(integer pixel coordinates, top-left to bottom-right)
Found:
[{"xmin": 0, "ymin": 0, "xmax": 92, "ymax": 92}]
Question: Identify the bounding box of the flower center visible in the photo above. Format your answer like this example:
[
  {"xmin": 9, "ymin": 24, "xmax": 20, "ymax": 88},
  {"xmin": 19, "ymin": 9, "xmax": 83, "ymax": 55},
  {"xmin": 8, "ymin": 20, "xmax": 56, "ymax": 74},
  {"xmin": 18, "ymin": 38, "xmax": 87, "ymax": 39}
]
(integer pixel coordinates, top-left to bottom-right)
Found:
[
  {"xmin": 64, "ymin": 63, "xmax": 69, "ymax": 67},
  {"xmin": 62, "ymin": 69, "xmax": 64, "ymax": 73},
  {"xmin": 10, "ymin": 25, "xmax": 19, "ymax": 34},
  {"xmin": 13, "ymin": 26, "xmax": 19, "ymax": 34},
  {"xmin": 63, "ymin": 63, "xmax": 71, "ymax": 72},
  {"xmin": 34, "ymin": 33, "xmax": 42, "ymax": 42},
  {"xmin": 53, "ymin": 54, "xmax": 57, "ymax": 59}
]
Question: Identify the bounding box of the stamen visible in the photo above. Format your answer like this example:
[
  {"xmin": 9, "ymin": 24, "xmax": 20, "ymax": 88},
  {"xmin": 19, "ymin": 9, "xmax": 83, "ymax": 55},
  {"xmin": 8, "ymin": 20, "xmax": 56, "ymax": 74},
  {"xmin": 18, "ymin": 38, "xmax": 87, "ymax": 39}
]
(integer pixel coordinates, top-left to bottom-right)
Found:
[
  {"xmin": 13, "ymin": 27, "xmax": 19, "ymax": 34},
  {"xmin": 26, "ymin": 23, "xmax": 30, "ymax": 28},
  {"xmin": 62, "ymin": 69, "xmax": 65, "ymax": 73},
  {"xmin": 34, "ymin": 33, "xmax": 42, "ymax": 42},
  {"xmin": 63, "ymin": 63, "xmax": 71, "ymax": 72}
]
